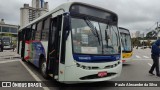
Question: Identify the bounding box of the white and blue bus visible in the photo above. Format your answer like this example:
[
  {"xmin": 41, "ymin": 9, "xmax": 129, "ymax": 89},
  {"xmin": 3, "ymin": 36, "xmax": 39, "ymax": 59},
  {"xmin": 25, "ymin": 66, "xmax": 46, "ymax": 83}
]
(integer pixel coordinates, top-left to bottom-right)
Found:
[{"xmin": 18, "ymin": 2, "xmax": 122, "ymax": 83}]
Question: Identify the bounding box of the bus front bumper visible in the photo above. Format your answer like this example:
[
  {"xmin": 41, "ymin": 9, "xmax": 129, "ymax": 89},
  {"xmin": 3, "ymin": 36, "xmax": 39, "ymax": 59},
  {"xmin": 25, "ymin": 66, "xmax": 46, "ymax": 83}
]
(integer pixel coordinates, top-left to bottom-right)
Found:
[{"xmin": 62, "ymin": 61, "xmax": 122, "ymax": 83}]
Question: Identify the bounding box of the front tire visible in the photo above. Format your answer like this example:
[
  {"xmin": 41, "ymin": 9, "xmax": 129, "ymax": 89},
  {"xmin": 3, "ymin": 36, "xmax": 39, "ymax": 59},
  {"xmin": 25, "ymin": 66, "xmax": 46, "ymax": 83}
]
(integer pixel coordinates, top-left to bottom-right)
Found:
[{"xmin": 40, "ymin": 58, "xmax": 49, "ymax": 79}]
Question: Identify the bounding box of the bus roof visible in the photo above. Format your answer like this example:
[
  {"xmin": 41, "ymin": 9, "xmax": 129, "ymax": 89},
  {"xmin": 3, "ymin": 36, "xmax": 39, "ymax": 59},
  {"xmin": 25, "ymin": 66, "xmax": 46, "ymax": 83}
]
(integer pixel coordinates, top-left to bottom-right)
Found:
[
  {"xmin": 119, "ymin": 27, "xmax": 130, "ymax": 34},
  {"xmin": 19, "ymin": 2, "xmax": 118, "ymax": 31}
]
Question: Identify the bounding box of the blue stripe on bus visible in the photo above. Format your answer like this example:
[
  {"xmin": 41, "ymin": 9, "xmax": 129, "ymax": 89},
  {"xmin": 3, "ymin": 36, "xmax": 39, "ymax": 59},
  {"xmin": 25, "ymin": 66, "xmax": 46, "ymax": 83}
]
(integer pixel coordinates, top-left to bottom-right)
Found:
[{"xmin": 73, "ymin": 54, "xmax": 121, "ymax": 63}]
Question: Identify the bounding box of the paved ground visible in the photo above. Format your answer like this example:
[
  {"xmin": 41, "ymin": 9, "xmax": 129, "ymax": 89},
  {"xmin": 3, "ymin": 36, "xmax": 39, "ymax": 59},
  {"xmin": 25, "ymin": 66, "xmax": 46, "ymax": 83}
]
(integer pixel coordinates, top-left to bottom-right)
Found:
[
  {"xmin": 132, "ymin": 47, "xmax": 152, "ymax": 60},
  {"xmin": 0, "ymin": 49, "xmax": 160, "ymax": 90},
  {"xmin": 0, "ymin": 50, "xmax": 44, "ymax": 90}
]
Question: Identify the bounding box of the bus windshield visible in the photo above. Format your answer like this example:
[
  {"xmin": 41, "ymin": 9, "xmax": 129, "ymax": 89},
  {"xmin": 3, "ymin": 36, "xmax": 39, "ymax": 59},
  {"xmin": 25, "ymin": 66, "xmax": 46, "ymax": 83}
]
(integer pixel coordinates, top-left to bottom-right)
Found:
[
  {"xmin": 2, "ymin": 37, "xmax": 11, "ymax": 46},
  {"xmin": 3, "ymin": 38, "xmax": 10, "ymax": 42},
  {"xmin": 120, "ymin": 33, "xmax": 132, "ymax": 52},
  {"xmin": 71, "ymin": 18, "xmax": 120, "ymax": 55}
]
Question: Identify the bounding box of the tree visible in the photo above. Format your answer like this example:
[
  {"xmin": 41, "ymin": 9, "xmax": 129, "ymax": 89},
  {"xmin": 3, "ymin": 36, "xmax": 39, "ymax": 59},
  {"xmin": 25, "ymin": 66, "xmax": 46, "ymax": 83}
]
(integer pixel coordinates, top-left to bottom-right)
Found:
[
  {"xmin": 132, "ymin": 38, "xmax": 140, "ymax": 48},
  {"xmin": 146, "ymin": 31, "xmax": 157, "ymax": 39},
  {"xmin": 2, "ymin": 32, "xmax": 13, "ymax": 37}
]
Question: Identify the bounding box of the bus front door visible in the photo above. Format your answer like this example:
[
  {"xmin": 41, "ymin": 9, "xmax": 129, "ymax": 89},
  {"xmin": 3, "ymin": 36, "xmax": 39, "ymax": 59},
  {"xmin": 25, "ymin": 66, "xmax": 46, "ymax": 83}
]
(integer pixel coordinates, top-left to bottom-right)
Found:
[
  {"xmin": 47, "ymin": 15, "xmax": 62, "ymax": 79},
  {"xmin": 21, "ymin": 30, "xmax": 25, "ymax": 61}
]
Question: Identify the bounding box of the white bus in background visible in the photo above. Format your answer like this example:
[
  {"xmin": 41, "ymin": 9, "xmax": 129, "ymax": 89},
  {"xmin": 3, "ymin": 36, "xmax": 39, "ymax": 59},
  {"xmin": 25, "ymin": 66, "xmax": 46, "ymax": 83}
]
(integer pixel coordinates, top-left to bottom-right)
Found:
[
  {"xmin": 119, "ymin": 27, "xmax": 133, "ymax": 63},
  {"xmin": 18, "ymin": 2, "xmax": 122, "ymax": 83},
  {"xmin": 157, "ymin": 30, "xmax": 160, "ymax": 40}
]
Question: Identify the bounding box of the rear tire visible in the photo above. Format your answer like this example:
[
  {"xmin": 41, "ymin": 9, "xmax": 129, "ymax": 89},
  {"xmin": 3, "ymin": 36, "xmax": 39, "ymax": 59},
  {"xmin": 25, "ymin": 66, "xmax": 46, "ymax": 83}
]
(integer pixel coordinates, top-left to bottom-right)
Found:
[{"xmin": 40, "ymin": 58, "xmax": 49, "ymax": 79}]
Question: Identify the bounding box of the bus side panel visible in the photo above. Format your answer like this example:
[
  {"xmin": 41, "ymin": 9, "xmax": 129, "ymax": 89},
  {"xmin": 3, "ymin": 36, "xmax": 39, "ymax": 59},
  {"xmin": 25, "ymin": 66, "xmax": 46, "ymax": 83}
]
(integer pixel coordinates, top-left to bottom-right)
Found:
[
  {"xmin": 59, "ymin": 33, "xmax": 75, "ymax": 81},
  {"xmin": 122, "ymin": 52, "xmax": 133, "ymax": 63},
  {"xmin": 18, "ymin": 41, "xmax": 22, "ymax": 55},
  {"xmin": 24, "ymin": 41, "xmax": 30, "ymax": 61},
  {"xmin": 63, "ymin": 33, "xmax": 75, "ymax": 67},
  {"xmin": 28, "ymin": 41, "xmax": 34, "ymax": 64},
  {"xmin": 40, "ymin": 41, "xmax": 48, "ymax": 60},
  {"xmin": 29, "ymin": 41, "xmax": 46, "ymax": 68}
]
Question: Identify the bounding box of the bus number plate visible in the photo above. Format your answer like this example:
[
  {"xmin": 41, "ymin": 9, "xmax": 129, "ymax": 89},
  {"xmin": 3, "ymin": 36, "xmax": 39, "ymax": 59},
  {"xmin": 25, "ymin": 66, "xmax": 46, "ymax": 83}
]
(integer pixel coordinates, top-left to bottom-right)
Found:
[{"xmin": 98, "ymin": 72, "xmax": 107, "ymax": 77}]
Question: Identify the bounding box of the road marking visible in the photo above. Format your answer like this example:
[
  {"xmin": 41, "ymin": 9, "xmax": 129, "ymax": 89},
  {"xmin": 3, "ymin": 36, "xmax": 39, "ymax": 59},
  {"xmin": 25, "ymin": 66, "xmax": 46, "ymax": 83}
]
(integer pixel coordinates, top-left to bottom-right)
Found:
[
  {"xmin": 0, "ymin": 60, "xmax": 19, "ymax": 64},
  {"xmin": 136, "ymin": 55, "xmax": 141, "ymax": 58},
  {"xmin": 20, "ymin": 60, "xmax": 50, "ymax": 90},
  {"xmin": 148, "ymin": 63, "xmax": 152, "ymax": 66},
  {"xmin": 143, "ymin": 56, "xmax": 149, "ymax": 58},
  {"xmin": 133, "ymin": 59, "xmax": 151, "ymax": 60}
]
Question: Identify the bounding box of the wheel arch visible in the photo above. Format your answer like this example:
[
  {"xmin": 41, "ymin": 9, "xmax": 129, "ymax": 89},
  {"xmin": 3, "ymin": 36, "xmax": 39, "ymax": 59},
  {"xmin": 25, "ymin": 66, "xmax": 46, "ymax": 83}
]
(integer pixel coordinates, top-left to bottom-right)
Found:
[{"xmin": 39, "ymin": 54, "xmax": 46, "ymax": 68}]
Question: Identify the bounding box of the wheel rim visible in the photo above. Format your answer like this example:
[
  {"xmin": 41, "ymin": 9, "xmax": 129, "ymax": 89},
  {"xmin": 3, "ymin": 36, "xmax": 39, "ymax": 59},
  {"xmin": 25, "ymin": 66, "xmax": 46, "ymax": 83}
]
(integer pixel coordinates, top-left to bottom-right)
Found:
[{"xmin": 41, "ymin": 62, "xmax": 46, "ymax": 75}]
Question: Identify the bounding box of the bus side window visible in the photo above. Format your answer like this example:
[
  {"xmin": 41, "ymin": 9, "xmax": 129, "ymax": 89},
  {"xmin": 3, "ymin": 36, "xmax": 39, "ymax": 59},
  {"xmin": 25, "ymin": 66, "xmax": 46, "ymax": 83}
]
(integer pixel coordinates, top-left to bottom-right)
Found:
[
  {"xmin": 25, "ymin": 26, "xmax": 32, "ymax": 41},
  {"xmin": 31, "ymin": 24, "xmax": 36, "ymax": 40},
  {"xmin": 35, "ymin": 21, "xmax": 43, "ymax": 41},
  {"xmin": 21, "ymin": 29, "xmax": 25, "ymax": 41},
  {"xmin": 42, "ymin": 16, "xmax": 51, "ymax": 41},
  {"xmin": 17, "ymin": 31, "xmax": 22, "ymax": 54}
]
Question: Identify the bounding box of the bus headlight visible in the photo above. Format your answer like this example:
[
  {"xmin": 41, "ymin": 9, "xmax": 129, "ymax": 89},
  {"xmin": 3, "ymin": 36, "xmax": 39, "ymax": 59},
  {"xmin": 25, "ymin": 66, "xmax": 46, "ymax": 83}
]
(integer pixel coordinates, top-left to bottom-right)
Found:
[{"xmin": 76, "ymin": 63, "xmax": 91, "ymax": 70}]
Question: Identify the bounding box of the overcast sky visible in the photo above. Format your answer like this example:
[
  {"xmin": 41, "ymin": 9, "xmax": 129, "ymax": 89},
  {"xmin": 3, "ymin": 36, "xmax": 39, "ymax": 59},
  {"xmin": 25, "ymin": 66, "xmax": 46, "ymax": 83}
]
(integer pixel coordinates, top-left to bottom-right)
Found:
[{"xmin": 0, "ymin": 0, "xmax": 160, "ymax": 34}]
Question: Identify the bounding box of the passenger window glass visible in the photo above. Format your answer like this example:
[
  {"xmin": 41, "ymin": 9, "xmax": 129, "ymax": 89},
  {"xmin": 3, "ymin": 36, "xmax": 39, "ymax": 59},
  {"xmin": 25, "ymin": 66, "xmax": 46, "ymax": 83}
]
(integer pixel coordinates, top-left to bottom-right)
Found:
[
  {"xmin": 35, "ymin": 21, "xmax": 43, "ymax": 40},
  {"xmin": 42, "ymin": 17, "xmax": 50, "ymax": 41}
]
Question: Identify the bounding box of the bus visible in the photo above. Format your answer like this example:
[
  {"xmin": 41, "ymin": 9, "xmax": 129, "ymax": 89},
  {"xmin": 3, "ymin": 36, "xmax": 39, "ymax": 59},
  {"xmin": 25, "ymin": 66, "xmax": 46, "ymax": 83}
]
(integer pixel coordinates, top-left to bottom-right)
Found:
[
  {"xmin": 157, "ymin": 30, "xmax": 160, "ymax": 40},
  {"xmin": 119, "ymin": 27, "xmax": 133, "ymax": 63},
  {"xmin": 0, "ymin": 38, "xmax": 4, "ymax": 52},
  {"xmin": 2, "ymin": 36, "xmax": 12, "ymax": 50},
  {"xmin": 18, "ymin": 2, "xmax": 122, "ymax": 83}
]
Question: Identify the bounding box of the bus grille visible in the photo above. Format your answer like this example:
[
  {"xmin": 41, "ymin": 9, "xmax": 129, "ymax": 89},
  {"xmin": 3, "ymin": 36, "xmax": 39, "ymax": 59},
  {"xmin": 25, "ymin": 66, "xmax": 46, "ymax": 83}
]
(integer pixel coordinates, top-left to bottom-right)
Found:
[
  {"xmin": 76, "ymin": 61, "xmax": 120, "ymax": 70},
  {"xmin": 80, "ymin": 73, "xmax": 117, "ymax": 80}
]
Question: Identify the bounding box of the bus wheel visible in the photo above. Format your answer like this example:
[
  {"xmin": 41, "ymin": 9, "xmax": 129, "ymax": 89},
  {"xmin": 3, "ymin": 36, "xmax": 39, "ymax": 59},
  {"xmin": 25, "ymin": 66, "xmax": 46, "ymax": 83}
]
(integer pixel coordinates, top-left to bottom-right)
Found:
[
  {"xmin": 40, "ymin": 58, "xmax": 49, "ymax": 79},
  {"xmin": 22, "ymin": 57, "xmax": 25, "ymax": 62}
]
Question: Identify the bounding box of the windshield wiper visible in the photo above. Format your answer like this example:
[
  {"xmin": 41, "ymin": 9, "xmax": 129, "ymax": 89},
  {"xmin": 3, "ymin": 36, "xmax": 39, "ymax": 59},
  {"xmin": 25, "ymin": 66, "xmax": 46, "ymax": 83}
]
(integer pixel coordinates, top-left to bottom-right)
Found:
[
  {"xmin": 111, "ymin": 26, "xmax": 118, "ymax": 45},
  {"xmin": 105, "ymin": 25, "xmax": 109, "ymax": 47},
  {"xmin": 105, "ymin": 25, "xmax": 117, "ymax": 47},
  {"xmin": 84, "ymin": 17, "xmax": 101, "ymax": 45}
]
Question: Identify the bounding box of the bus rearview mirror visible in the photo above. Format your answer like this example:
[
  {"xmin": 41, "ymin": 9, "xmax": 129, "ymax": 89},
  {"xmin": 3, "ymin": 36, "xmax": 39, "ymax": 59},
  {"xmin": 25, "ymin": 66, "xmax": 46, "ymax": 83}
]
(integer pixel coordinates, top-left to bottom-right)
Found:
[{"xmin": 63, "ymin": 13, "xmax": 71, "ymax": 40}]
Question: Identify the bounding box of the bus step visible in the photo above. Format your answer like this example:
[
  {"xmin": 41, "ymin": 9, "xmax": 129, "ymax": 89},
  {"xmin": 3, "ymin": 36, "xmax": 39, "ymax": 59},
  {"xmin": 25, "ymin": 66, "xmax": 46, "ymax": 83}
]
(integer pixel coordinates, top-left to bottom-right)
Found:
[
  {"xmin": 54, "ymin": 75, "xmax": 58, "ymax": 80},
  {"xmin": 48, "ymin": 74, "xmax": 58, "ymax": 80},
  {"xmin": 49, "ymin": 74, "xmax": 53, "ymax": 77}
]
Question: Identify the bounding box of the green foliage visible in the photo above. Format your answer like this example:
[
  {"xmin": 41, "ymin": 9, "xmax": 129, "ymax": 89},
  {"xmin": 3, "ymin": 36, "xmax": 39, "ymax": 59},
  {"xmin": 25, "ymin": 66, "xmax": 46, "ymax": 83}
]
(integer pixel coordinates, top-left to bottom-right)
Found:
[
  {"xmin": 131, "ymin": 38, "xmax": 140, "ymax": 47},
  {"xmin": 0, "ymin": 32, "xmax": 14, "ymax": 37},
  {"xmin": 146, "ymin": 31, "xmax": 157, "ymax": 39}
]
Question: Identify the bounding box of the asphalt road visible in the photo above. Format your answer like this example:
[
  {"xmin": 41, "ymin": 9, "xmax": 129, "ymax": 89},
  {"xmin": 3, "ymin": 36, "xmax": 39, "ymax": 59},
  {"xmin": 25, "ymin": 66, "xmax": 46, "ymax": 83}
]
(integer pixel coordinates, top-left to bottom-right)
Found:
[{"xmin": 0, "ymin": 48, "xmax": 160, "ymax": 90}]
